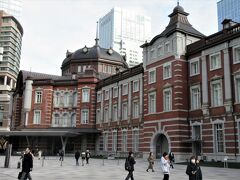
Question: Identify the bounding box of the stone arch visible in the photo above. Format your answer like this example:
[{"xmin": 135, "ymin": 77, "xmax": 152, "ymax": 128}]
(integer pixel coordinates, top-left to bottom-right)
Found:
[{"xmin": 150, "ymin": 131, "xmax": 171, "ymax": 158}]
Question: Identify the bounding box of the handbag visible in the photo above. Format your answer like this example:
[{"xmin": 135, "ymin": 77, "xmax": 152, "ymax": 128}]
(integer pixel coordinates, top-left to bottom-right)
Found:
[{"xmin": 18, "ymin": 172, "xmax": 22, "ymax": 179}]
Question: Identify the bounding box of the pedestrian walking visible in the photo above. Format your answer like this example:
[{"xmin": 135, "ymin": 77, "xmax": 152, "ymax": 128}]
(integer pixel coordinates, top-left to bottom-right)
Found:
[
  {"xmin": 168, "ymin": 151, "xmax": 175, "ymax": 168},
  {"xmin": 85, "ymin": 150, "xmax": 91, "ymax": 164},
  {"xmin": 20, "ymin": 147, "xmax": 33, "ymax": 180},
  {"xmin": 186, "ymin": 156, "xmax": 202, "ymax": 180},
  {"xmin": 59, "ymin": 150, "xmax": 64, "ymax": 161},
  {"xmin": 81, "ymin": 151, "xmax": 86, "ymax": 166},
  {"xmin": 75, "ymin": 150, "xmax": 80, "ymax": 166},
  {"xmin": 125, "ymin": 151, "xmax": 136, "ymax": 180},
  {"xmin": 38, "ymin": 150, "xmax": 42, "ymax": 160},
  {"xmin": 160, "ymin": 152, "xmax": 170, "ymax": 180},
  {"xmin": 146, "ymin": 152, "xmax": 155, "ymax": 172}
]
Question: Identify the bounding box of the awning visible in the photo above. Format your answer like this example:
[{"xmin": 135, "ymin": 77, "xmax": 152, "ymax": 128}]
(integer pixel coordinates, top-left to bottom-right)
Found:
[{"xmin": 0, "ymin": 128, "xmax": 101, "ymax": 137}]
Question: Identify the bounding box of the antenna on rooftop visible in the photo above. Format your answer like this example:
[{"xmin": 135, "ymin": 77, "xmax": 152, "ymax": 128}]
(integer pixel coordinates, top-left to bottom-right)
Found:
[
  {"xmin": 177, "ymin": 0, "xmax": 180, "ymax": 6},
  {"xmin": 95, "ymin": 21, "xmax": 99, "ymax": 46}
]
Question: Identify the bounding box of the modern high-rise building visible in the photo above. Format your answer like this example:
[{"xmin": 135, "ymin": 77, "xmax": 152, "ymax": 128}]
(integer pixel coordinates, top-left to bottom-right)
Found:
[
  {"xmin": 0, "ymin": 10, "xmax": 23, "ymax": 131},
  {"xmin": 0, "ymin": 0, "xmax": 22, "ymax": 19},
  {"xmin": 99, "ymin": 7, "xmax": 151, "ymax": 67},
  {"xmin": 217, "ymin": 0, "xmax": 240, "ymax": 30}
]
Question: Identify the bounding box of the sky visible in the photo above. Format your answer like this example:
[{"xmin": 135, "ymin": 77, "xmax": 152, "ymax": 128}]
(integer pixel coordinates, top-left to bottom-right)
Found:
[{"xmin": 19, "ymin": 0, "xmax": 218, "ymax": 75}]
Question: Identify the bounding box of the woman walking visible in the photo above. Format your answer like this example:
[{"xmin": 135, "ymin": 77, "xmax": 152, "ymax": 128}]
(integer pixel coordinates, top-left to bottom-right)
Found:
[{"xmin": 146, "ymin": 152, "xmax": 155, "ymax": 172}]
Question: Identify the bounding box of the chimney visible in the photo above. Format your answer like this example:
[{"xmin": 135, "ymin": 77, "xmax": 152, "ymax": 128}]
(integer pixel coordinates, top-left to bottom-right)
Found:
[{"xmin": 222, "ymin": 19, "xmax": 237, "ymax": 30}]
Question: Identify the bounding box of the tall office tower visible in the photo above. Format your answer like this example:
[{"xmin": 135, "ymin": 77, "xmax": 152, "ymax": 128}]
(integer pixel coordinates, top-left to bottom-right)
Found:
[
  {"xmin": 217, "ymin": 0, "xmax": 240, "ymax": 30},
  {"xmin": 99, "ymin": 7, "xmax": 151, "ymax": 67},
  {"xmin": 0, "ymin": 0, "xmax": 22, "ymax": 19},
  {"xmin": 0, "ymin": 10, "xmax": 23, "ymax": 130}
]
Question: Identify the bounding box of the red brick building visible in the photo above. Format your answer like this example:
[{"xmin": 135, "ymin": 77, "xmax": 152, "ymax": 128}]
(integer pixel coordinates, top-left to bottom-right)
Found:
[{"xmin": 3, "ymin": 5, "xmax": 240, "ymax": 162}]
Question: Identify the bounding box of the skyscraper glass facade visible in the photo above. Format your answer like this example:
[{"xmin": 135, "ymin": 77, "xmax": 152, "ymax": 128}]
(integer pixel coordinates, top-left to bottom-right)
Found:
[{"xmin": 217, "ymin": 0, "xmax": 240, "ymax": 30}]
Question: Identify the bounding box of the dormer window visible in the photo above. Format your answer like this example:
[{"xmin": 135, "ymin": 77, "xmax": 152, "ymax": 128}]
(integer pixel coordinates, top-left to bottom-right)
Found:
[{"xmin": 82, "ymin": 46, "xmax": 88, "ymax": 53}]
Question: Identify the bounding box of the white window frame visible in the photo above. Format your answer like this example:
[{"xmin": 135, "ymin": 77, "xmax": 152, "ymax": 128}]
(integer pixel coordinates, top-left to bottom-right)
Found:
[
  {"xmin": 148, "ymin": 69, "xmax": 156, "ymax": 84},
  {"xmin": 133, "ymin": 80, "xmax": 139, "ymax": 92},
  {"xmin": 33, "ymin": 110, "xmax": 41, "ymax": 124},
  {"xmin": 62, "ymin": 113, "xmax": 68, "ymax": 127},
  {"xmin": 97, "ymin": 92, "xmax": 101, "ymax": 102},
  {"xmin": 54, "ymin": 92, "xmax": 61, "ymax": 107},
  {"xmin": 235, "ymin": 75, "xmax": 240, "ymax": 103},
  {"xmin": 211, "ymin": 80, "xmax": 223, "ymax": 107},
  {"xmin": 163, "ymin": 88, "xmax": 172, "ymax": 112},
  {"xmin": 103, "ymin": 132, "xmax": 108, "ymax": 151},
  {"xmin": 73, "ymin": 92, "xmax": 77, "ymax": 107},
  {"xmin": 214, "ymin": 122, "xmax": 225, "ymax": 153},
  {"xmin": 64, "ymin": 92, "xmax": 70, "ymax": 107},
  {"xmin": 165, "ymin": 41, "xmax": 170, "ymax": 53},
  {"xmin": 113, "ymin": 87, "xmax": 118, "ymax": 98},
  {"xmin": 112, "ymin": 105, "xmax": 118, "ymax": 121},
  {"xmin": 157, "ymin": 45, "xmax": 163, "ymax": 56},
  {"xmin": 53, "ymin": 113, "xmax": 60, "ymax": 126},
  {"xmin": 163, "ymin": 62, "xmax": 172, "ymax": 79},
  {"xmin": 150, "ymin": 48, "xmax": 155, "ymax": 59},
  {"xmin": 96, "ymin": 109, "xmax": 101, "ymax": 123},
  {"xmin": 190, "ymin": 58, "xmax": 200, "ymax": 76},
  {"xmin": 81, "ymin": 109, "xmax": 89, "ymax": 124},
  {"xmin": 122, "ymin": 130, "xmax": 128, "ymax": 152},
  {"xmin": 148, "ymin": 91, "xmax": 156, "ymax": 113},
  {"xmin": 104, "ymin": 90, "xmax": 109, "ymax": 100},
  {"xmin": 82, "ymin": 88, "xmax": 90, "ymax": 102},
  {"xmin": 233, "ymin": 46, "xmax": 240, "ymax": 64},
  {"xmin": 132, "ymin": 101, "xmax": 139, "ymax": 118},
  {"xmin": 112, "ymin": 131, "xmax": 117, "ymax": 152},
  {"xmin": 122, "ymin": 84, "xmax": 128, "ymax": 95},
  {"xmin": 132, "ymin": 128, "xmax": 139, "ymax": 152},
  {"xmin": 35, "ymin": 91, "xmax": 42, "ymax": 103},
  {"xmin": 122, "ymin": 102, "xmax": 128, "ymax": 120},
  {"xmin": 210, "ymin": 52, "xmax": 221, "ymax": 71},
  {"xmin": 104, "ymin": 107, "xmax": 109, "ymax": 122},
  {"xmin": 190, "ymin": 85, "xmax": 201, "ymax": 110}
]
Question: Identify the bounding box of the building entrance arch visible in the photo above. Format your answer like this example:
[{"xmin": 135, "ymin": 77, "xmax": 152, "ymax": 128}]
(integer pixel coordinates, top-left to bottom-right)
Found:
[{"xmin": 151, "ymin": 133, "xmax": 169, "ymax": 158}]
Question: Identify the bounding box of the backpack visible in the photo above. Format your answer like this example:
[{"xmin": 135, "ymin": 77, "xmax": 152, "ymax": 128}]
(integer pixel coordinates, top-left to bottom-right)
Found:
[{"xmin": 125, "ymin": 157, "xmax": 131, "ymax": 171}]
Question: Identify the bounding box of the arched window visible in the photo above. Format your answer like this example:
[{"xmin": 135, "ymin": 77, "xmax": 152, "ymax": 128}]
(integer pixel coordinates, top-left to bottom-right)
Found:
[
  {"xmin": 54, "ymin": 92, "xmax": 61, "ymax": 107},
  {"xmin": 62, "ymin": 113, "xmax": 68, "ymax": 126},
  {"xmin": 64, "ymin": 92, "xmax": 70, "ymax": 107},
  {"xmin": 54, "ymin": 114, "xmax": 60, "ymax": 126},
  {"xmin": 73, "ymin": 92, "xmax": 77, "ymax": 107},
  {"xmin": 71, "ymin": 113, "xmax": 76, "ymax": 127}
]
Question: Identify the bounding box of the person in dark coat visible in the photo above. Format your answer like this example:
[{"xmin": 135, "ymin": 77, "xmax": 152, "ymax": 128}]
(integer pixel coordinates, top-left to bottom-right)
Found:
[
  {"xmin": 186, "ymin": 156, "xmax": 200, "ymax": 180},
  {"xmin": 125, "ymin": 151, "xmax": 136, "ymax": 180},
  {"xmin": 85, "ymin": 150, "xmax": 91, "ymax": 164},
  {"xmin": 75, "ymin": 150, "xmax": 80, "ymax": 166},
  {"xmin": 168, "ymin": 151, "xmax": 175, "ymax": 168},
  {"xmin": 59, "ymin": 150, "xmax": 64, "ymax": 161},
  {"xmin": 195, "ymin": 159, "xmax": 203, "ymax": 180},
  {"xmin": 20, "ymin": 147, "xmax": 33, "ymax": 180}
]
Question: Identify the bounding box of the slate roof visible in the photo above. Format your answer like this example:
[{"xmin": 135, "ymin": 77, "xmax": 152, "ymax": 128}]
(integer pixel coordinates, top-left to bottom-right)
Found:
[
  {"xmin": 141, "ymin": 5, "xmax": 205, "ymax": 48},
  {"xmin": 21, "ymin": 70, "xmax": 63, "ymax": 81}
]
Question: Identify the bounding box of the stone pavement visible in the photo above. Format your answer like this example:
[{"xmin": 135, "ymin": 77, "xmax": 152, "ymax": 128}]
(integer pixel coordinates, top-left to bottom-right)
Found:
[{"xmin": 0, "ymin": 156, "xmax": 240, "ymax": 180}]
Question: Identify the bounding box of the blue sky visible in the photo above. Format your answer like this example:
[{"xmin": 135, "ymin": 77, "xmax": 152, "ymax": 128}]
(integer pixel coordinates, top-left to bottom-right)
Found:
[{"xmin": 20, "ymin": 0, "xmax": 218, "ymax": 75}]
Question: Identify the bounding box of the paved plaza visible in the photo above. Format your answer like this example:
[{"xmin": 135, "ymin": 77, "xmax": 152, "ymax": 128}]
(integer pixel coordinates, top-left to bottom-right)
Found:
[{"xmin": 0, "ymin": 156, "xmax": 240, "ymax": 180}]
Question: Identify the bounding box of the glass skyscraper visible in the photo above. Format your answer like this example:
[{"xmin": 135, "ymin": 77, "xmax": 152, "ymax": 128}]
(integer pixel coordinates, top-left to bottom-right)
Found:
[
  {"xmin": 99, "ymin": 7, "xmax": 151, "ymax": 67},
  {"xmin": 217, "ymin": 0, "xmax": 240, "ymax": 30}
]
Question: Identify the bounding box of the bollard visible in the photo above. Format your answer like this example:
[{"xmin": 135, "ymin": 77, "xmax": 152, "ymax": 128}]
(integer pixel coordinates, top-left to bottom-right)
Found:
[
  {"xmin": 102, "ymin": 156, "xmax": 104, "ymax": 166},
  {"xmin": 41, "ymin": 158, "xmax": 44, "ymax": 167}
]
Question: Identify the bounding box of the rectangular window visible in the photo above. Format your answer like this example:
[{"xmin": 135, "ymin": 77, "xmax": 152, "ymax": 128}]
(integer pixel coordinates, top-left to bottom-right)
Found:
[
  {"xmin": 165, "ymin": 42, "xmax": 170, "ymax": 53},
  {"xmin": 81, "ymin": 109, "xmax": 89, "ymax": 124},
  {"xmin": 122, "ymin": 130, "xmax": 127, "ymax": 152},
  {"xmin": 104, "ymin": 90, "xmax": 109, "ymax": 100},
  {"xmin": 112, "ymin": 105, "xmax": 118, "ymax": 121},
  {"xmin": 234, "ymin": 46, "xmax": 240, "ymax": 63},
  {"xmin": 132, "ymin": 101, "xmax": 139, "ymax": 118},
  {"xmin": 158, "ymin": 45, "xmax": 163, "ymax": 56},
  {"xmin": 163, "ymin": 63, "xmax": 171, "ymax": 79},
  {"xmin": 148, "ymin": 69, "xmax": 156, "ymax": 84},
  {"xmin": 82, "ymin": 89, "xmax": 90, "ymax": 102},
  {"xmin": 132, "ymin": 129, "xmax": 139, "ymax": 152},
  {"xmin": 122, "ymin": 84, "xmax": 128, "ymax": 95},
  {"xmin": 235, "ymin": 77, "xmax": 240, "ymax": 103},
  {"xmin": 33, "ymin": 110, "xmax": 41, "ymax": 124},
  {"xmin": 211, "ymin": 80, "xmax": 222, "ymax": 107},
  {"xmin": 148, "ymin": 92, "xmax": 156, "ymax": 113},
  {"xmin": 112, "ymin": 131, "xmax": 117, "ymax": 152},
  {"xmin": 190, "ymin": 60, "xmax": 200, "ymax": 76},
  {"xmin": 122, "ymin": 102, "xmax": 128, "ymax": 120},
  {"xmin": 103, "ymin": 132, "xmax": 108, "ymax": 151},
  {"xmin": 104, "ymin": 107, "xmax": 109, "ymax": 122},
  {"xmin": 150, "ymin": 49, "xmax": 155, "ymax": 58},
  {"xmin": 97, "ymin": 92, "xmax": 101, "ymax": 102},
  {"xmin": 191, "ymin": 85, "xmax": 201, "ymax": 110},
  {"xmin": 35, "ymin": 91, "xmax": 42, "ymax": 103},
  {"xmin": 210, "ymin": 53, "xmax": 221, "ymax": 70},
  {"xmin": 113, "ymin": 87, "xmax": 118, "ymax": 98},
  {"xmin": 163, "ymin": 88, "xmax": 172, "ymax": 111},
  {"xmin": 214, "ymin": 123, "xmax": 224, "ymax": 153},
  {"xmin": 133, "ymin": 80, "xmax": 139, "ymax": 92}
]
